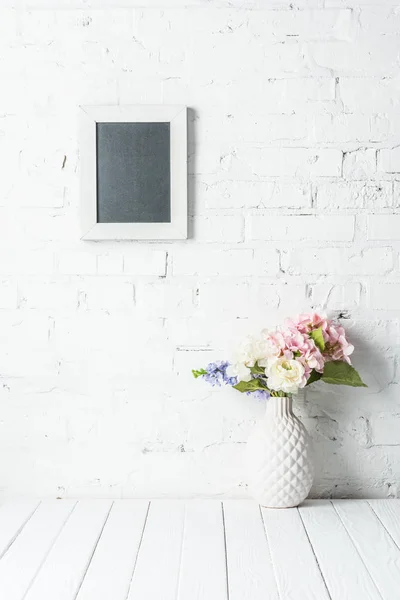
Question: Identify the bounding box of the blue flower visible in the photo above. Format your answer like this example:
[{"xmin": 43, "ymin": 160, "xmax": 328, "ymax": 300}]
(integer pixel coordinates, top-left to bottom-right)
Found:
[
  {"xmin": 246, "ymin": 389, "xmax": 270, "ymax": 401},
  {"xmin": 203, "ymin": 361, "xmax": 237, "ymax": 387}
]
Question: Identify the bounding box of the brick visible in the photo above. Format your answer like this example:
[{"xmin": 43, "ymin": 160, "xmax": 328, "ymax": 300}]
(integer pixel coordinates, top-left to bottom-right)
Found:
[
  {"xmin": 199, "ymin": 178, "xmax": 311, "ymax": 210},
  {"xmin": 370, "ymin": 284, "xmax": 400, "ymax": 310},
  {"xmin": 359, "ymin": 8, "xmax": 400, "ymax": 34},
  {"xmin": 20, "ymin": 280, "xmax": 78, "ymax": 310},
  {"xmin": 317, "ymin": 181, "xmax": 392, "ymax": 210},
  {"xmin": 237, "ymin": 148, "xmax": 342, "ymax": 178},
  {"xmin": 97, "ymin": 254, "xmax": 124, "ymax": 275},
  {"xmin": 192, "ymin": 215, "xmax": 244, "ymax": 243},
  {"xmin": 340, "ymin": 77, "xmax": 400, "ymax": 113},
  {"xmin": 394, "ymin": 182, "xmax": 400, "ymax": 208},
  {"xmin": 195, "ymin": 113, "xmax": 309, "ymax": 145},
  {"xmin": 0, "ymin": 280, "xmax": 18, "ymax": 309},
  {"xmin": 0, "ymin": 250, "xmax": 55, "ymax": 277},
  {"xmin": 352, "ymin": 319, "xmax": 400, "ymax": 349},
  {"xmin": 313, "ymin": 114, "xmax": 371, "ymax": 144},
  {"xmin": 248, "ymin": 215, "xmax": 354, "ymax": 242},
  {"xmin": 0, "ymin": 10, "xmax": 18, "ymax": 43},
  {"xmin": 308, "ymin": 37, "xmax": 399, "ymax": 77},
  {"xmin": 199, "ymin": 282, "xmax": 255, "ymax": 318},
  {"xmin": 198, "ymin": 281, "xmax": 306, "ymax": 318},
  {"xmin": 368, "ymin": 215, "xmax": 400, "ymax": 240},
  {"xmin": 253, "ymin": 249, "xmax": 281, "ymax": 275},
  {"xmin": 307, "ymin": 282, "xmax": 362, "ymax": 310},
  {"xmin": 248, "ymin": 9, "xmax": 354, "ymax": 41},
  {"xmin": 379, "ymin": 147, "xmax": 400, "ymax": 174},
  {"xmin": 370, "ymin": 113, "xmax": 399, "ymax": 143},
  {"xmin": 343, "ymin": 149, "xmax": 376, "ymax": 180},
  {"xmin": 196, "ymin": 146, "xmax": 343, "ymax": 179},
  {"xmin": 172, "ymin": 248, "xmax": 278, "ymax": 277},
  {"xmin": 137, "ymin": 281, "xmax": 195, "ymax": 317},
  {"xmin": 371, "ymin": 414, "xmax": 400, "ymax": 445},
  {"xmin": 123, "ymin": 250, "xmax": 167, "ymax": 277},
  {"xmin": 283, "ymin": 247, "xmax": 393, "ymax": 276},
  {"xmin": 58, "ymin": 252, "xmax": 97, "ymax": 276},
  {"xmin": 267, "ymin": 78, "xmax": 335, "ymax": 111},
  {"xmin": 77, "ymin": 278, "xmax": 135, "ymax": 310}
]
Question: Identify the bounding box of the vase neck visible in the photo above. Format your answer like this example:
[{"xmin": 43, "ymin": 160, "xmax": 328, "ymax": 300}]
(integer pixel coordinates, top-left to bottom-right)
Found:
[{"xmin": 266, "ymin": 395, "xmax": 293, "ymax": 418}]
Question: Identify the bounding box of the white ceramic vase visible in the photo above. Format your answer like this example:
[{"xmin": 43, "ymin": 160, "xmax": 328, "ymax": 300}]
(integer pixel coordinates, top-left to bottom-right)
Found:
[{"xmin": 246, "ymin": 395, "xmax": 314, "ymax": 508}]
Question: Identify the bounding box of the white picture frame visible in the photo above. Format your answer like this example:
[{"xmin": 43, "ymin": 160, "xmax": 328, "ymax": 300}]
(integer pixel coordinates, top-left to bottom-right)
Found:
[{"xmin": 79, "ymin": 105, "xmax": 187, "ymax": 240}]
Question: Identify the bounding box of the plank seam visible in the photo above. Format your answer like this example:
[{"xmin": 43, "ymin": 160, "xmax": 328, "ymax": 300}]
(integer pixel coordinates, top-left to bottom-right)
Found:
[
  {"xmin": 0, "ymin": 501, "xmax": 41, "ymax": 561},
  {"xmin": 330, "ymin": 501, "xmax": 385, "ymax": 600},
  {"xmin": 297, "ymin": 507, "xmax": 333, "ymax": 600},
  {"xmin": 221, "ymin": 502, "xmax": 230, "ymax": 600},
  {"xmin": 21, "ymin": 500, "xmax": 78, "ymax": 600},
  {"xmin": 174, "ymin": 502, "xmax": 186, "ymax": 600},
  {"xmin": 124, "ymin": 500, "xmax": 151, "ymax": 600},
  {"xmin": 367, "ymin": 501, "xmax": 400, "ymax": 552},
  {"xmin": 73, "ymin": 500, "xmax": 115, "ymax": 600},
  {"xmin": 259, "ymin": 506, "xmax": 282, "ymax": 600}
]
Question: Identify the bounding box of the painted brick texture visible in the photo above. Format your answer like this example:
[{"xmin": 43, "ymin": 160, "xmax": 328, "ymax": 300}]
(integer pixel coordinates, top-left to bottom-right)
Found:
[{"xmin": 0, "ymin": 1, "xmax": 399, "ymax": 500}]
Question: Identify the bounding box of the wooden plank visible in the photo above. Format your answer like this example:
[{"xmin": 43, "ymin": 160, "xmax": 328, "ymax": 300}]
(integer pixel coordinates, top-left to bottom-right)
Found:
[
  {"xmin": 176, "ymin": 501, "xmax": 228, "ymax": 600},
  {"xmin": 0, "ymin": 500, "xmax": 40, "ymax": 558},
  {"xmin": 127, "ymin": 500, "xmax": 185, "ymax": 600},
  {"xmin": 223, "ymin": 500, "xmax": 279, "ymax": 600},
  {"xmin": 76, "ymin": 500, "xmax": 149, "ymax": 600},
  {"xmin": 368, "ymin": 500, "xmax": 400, "ymax": 549},
  {"xmin": 300, "ymin": 501, "xmax": 381, "ymax": 600},
  {"xmin": 261, "ymin": 505, "xmax": 330, "ymax": 600},
  {"xmin": 0, "ymin": 500, "xmax": 76, "ymax": 600},
  {"xmin": 333, "ymin": 500, "xmax": 400, "ymax": 600},
  {"xmin": 24, "ymin": 499, "xmax": 112, "ymax": 600}
]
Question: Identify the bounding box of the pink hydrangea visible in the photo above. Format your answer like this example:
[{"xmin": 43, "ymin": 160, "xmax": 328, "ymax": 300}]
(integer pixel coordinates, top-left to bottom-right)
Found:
[
  {"xmin": 289, "ymin": 312, "xmax": 354, "ymax": 365},
  {"xmin": 264, "ymin": 324, "xmax": 325, "ymax": 377},
  {"xmin": 263, "ymin": 312, "xmax": 355, "ymax": 382},
  {"xmin": 323, "ymin": 323, "xmax": 354, "ymax": 364},
  {"xmin": 286, "ymin": 312, "xmax": 328, "ymax": 334}
]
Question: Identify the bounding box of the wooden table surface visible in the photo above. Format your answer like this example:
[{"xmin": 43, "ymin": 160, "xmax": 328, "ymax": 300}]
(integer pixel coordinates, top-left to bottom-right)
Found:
[{"xmin": 0, "ymin": 499, "xmax": 399, "ymax": 599}]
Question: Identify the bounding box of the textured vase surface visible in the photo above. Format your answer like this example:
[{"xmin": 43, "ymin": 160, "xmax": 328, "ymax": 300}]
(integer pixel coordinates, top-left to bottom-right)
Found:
[{"xmin": 246, "ymin": 396, "xmax": 314, "ymax": 508}]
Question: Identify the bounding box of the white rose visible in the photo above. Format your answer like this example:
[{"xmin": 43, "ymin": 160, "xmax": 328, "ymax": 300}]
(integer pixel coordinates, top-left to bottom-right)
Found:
[
  {"xmin": 266, "ymin": 358, "xmax": 306, "ymax": 395},
  {"xmin": 226, "ymin": 362, "xmax": 252, "ymax": 382},
  {"xmin": 236, "ymin": 335, "xmax": 281, "ymax": 368}
]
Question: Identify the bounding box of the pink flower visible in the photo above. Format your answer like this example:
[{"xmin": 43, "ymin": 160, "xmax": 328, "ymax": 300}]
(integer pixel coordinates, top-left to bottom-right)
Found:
[
  {"xmin": 288, "ymin": 312, "xmax": 355, "ymax": 365},
  {"xmin": 287, "ymin": 312, "xmax": 328, "ymax": 335},
  {"xmin": 323, "ymin": 324, "xmax": 354, "ymax": 364},
  {"xmin": 264, "ymin": 325, "xmax": 325, "ymax": 375},
  {"xmin": 262, "ymin": 312, "xmax": 355, "ymax": 387}
]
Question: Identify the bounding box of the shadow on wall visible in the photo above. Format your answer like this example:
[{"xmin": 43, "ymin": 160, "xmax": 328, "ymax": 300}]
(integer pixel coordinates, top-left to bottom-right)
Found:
[
  {"xmin": 297, "ymin": 317, "xmax": 399, "ymax": 499},
  {"xmin": 187, "ymin": 107, "xmax": 197, "ymax": 240}
]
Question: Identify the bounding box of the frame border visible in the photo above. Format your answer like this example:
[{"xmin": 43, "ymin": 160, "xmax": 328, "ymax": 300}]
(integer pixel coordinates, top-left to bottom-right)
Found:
[{"xmin": 79, "ymin": 105, "xmax": 187, "ymax": 240}]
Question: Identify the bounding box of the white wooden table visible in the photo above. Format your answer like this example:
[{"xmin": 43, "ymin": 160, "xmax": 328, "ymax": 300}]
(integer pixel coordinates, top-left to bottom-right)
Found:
[{"xmin": 0, "ymin": 499, "xmax": 399, "ymax": 599}]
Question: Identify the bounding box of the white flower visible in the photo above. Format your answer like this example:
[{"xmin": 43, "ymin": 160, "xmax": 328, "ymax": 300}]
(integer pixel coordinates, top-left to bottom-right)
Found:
[
  {"xmin": 266, "ymin": 357, "xmax": 307, "ymax": 395},
  {"xmin": 227, "ymin": 333, "xmax": 282, "ymax": 384},
  {"xmin": 235, "ymin": 334, "xmax": 280, "ymax": 369},
  {"xmin": 226, "ymin": 362, "xmax": 252, "ymax": 382}
]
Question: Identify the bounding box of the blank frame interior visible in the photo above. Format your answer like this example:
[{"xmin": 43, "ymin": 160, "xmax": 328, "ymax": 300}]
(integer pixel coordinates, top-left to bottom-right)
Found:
[{"xmin": 80, "ymin": 105, "xmax": 187, "ymax": 240}]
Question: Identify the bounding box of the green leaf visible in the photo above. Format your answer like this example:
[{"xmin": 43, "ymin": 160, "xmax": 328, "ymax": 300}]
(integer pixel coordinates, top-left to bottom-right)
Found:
[
  {"xmin": 192, "ymin": 368, "xmax": 207, "ymax": 379},
  {"xmin": 321, "ymin": 361, "xmax": 367, "ymax": 388},
  {"xmin": 310, "ymin": 327, "xmax": 325, "ymax": 352},
  {"xmin": 233, "ymin": 378, "xmax": 269, "ymax": 393},
  {"xmin": 306, "ymin": 369, "xmax": 323, "ymax": 386},
  {"xmin": 250, "ymin": 362, "xmax": 265, "ymax": 376}
]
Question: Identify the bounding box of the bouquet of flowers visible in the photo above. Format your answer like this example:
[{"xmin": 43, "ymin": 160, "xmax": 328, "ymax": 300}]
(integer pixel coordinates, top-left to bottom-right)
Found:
[{"xmin": 192, "ymin": 312, "xmax": 366, "ymax": 398}]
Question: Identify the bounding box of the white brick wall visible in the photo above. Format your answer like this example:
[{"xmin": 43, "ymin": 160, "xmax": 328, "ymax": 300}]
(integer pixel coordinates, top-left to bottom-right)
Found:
[{"xmin": 0, "ymin": 0, "xmax": 399, "ymax": 500}]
